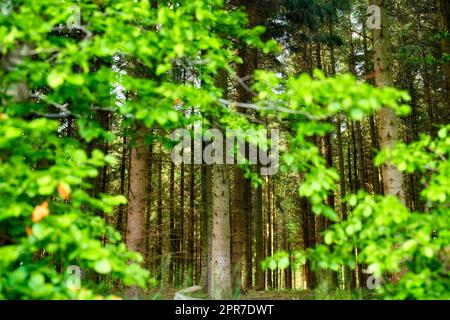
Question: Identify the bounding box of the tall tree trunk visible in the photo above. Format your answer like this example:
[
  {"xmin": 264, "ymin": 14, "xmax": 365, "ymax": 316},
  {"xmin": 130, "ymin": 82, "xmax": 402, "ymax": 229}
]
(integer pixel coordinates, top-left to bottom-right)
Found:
[
  {"xmin": 179, "ymin": 164, "xmax": 185, "ymax": 286},
  {"xmin": 156, "ymin": 143, "xmax": 163, "ymax": 281},
  {"xmin": 145, "ymin": 141, "xmax": 154, "ymax": 272},
  {"xmin": 200, "ymin": 160, "xmax": 212, "ymax": 291},
  {"xmin": 209, "ymin": 69, "xmax": 232, "ymax": 299},
  {"xmin": 272, "ymin": 182, "xmax": 279, "ymax": 290},
  {"xmin": 336, "ymin": 116, "xmax": 347, "ymax": 219},
  {"xmin": 282, "ymin": 209, "xmax": 292, "ymax": 289},
  {"xmin": 436, "ymin": 0, "xmax": 450, "ymax": 101},
  {"xmin": 117, "ymin": 133, "xmax": 128, "ymax": 234},
  {"xmin": 210, "ymin": 162, "xmax": 232, "ymax": 299},
  {"xmin": 125, "ymin": 125, "xmax": 149, "ymax": 299},
  {"xmin": 306, "ymin": 197, "xmax": 317, "ymax": 289},
  {"xmin": 362, "ymin": 22, "xmax": 382, "ymax": 195},
  {"xmin": 231, "ymin": 167, "xmax": 246, "ymax": 294},
  {"xmin": 403, "ymin": 67, "xmax": 420, "ymax": 211},
  {"xmin": 371, "ymin": 0, "xmax": 406, "ymax": 203},
  {"xmin": 254, "ymin": 179, "xmax": 265, "ymax": 291},
  {"xmin": 231, "ymin": 0, "xmax": 260, "ymax": 293},
  {"xmin": 355, "ymin": 121, "xmax": 368, "ymax": 190},
  {"xmin": 423, "ymin": 66, "xmax": 437, "ymax": 137},
  {"xmin": 266, "ymin": 176, "xmax": 273, "ymax": 290},
  {"xmin": 371, "ymin": 0, "xmax": 407, "ymax": 284},
  {"xmin": 188, "ymin": 125, "xmax": 195, "ymax": 285},
  {"xmin": 245, "ymin": 186, "xmax": 253, "ymax": 289},
  {"xmin": 169, "ymin": 162, "xmax": 175, "ymax": 286}
]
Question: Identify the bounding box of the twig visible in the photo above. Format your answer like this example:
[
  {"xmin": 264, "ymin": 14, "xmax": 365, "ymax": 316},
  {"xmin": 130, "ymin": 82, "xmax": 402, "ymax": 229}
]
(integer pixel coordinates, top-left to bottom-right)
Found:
[{"xmin": 218, "ymin": 98, "xmax": 328, "ymax": 120}]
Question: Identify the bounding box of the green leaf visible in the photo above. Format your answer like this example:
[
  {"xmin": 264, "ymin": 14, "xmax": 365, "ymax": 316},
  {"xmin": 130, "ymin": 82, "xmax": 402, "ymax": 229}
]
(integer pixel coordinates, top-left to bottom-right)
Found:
[
  {"xmin": 156, "ymin": 63, "xmax": 171, "ymax": 75},
  {"xmin": 0, "ymin": 246, "xmax": 21, "ymax": 265},
  {"xmin": 324, "ymin": 231, "xmax": 333, "ymax": 245},
  {"xmin": 47, "ymin": 71, "xmax": 66, "ymax": 89},
  {"xmin": 94, "ymin": 259, "xmax": 112, "ymax": 274},
  {"xmin": 278, "ymin": 255, "xmax": 290, "ymax": 270}
]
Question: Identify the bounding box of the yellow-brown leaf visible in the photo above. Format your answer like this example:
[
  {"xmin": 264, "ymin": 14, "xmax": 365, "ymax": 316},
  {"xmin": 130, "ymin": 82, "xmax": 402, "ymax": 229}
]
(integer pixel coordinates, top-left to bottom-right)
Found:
[{"xmin": 32, "ymin": 201, "xmax": 49, "ymax": 223}]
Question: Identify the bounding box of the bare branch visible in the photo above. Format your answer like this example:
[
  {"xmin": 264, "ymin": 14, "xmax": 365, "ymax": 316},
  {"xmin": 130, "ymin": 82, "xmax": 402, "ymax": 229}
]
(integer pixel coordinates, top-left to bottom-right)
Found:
[{"xmin": 218, "ymin": 98, "xmax": 327, "ymax": 120}]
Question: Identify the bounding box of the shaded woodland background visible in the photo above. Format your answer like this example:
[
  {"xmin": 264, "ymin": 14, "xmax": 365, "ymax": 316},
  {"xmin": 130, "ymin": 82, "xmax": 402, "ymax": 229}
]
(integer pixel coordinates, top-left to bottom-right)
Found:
[
  {"xmin": 0, "ymin": 0, "xmax": 448, "ymax": 300},
  {"xmin": 92, "ymin": 0, "xmax": 449, "ymax": 295}
]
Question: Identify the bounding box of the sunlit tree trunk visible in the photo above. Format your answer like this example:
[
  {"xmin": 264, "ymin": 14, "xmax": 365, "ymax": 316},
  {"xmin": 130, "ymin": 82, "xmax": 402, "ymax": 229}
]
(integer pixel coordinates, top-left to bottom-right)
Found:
[
  {"xmin": 371, "ymin": 0, "xmax": 407, "ymax": 284},
  {"xmin": 209, "ymin": 69, "xmax": 232, "ymax": 299},
  {"xmin": 371, "ymin": 0, "xmax": 406, "ymax": 203}
]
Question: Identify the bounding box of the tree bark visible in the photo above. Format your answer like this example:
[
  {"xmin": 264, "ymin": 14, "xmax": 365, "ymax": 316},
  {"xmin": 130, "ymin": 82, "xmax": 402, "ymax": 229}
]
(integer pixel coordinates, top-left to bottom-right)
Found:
[
  {"xmin": 436, "ymin": 0, "xmax": 450, "ymax": 101},
  {"xmin": 371, "ymin": 0, "xmax": 407, "ymax": 284},
  {"xmin": 371, "ymin": 0, "xmax": 406, "ymax": 204},
  {"xmin": 254, "ymin": 180, "xmax": 265, "ymax": 291},
  {"xmin": 209, "ymin": 69, "xmax": 232, "ymax": 299},
  {"xmin": 125, "ymin": 125, "xmax": 149, "ymax": 299}
]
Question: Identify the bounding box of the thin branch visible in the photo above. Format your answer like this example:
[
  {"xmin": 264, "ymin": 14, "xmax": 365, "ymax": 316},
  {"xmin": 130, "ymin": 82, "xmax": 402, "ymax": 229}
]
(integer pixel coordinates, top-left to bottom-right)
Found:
[
  {"xmin": 30, "ymin": 93, "xmax": 70, "ymax": 113},
  {"xmin": 234, "ymin": 74, "xmax": 258, "ymax": 97},
  {"xmin": 218, "ymin": 98, "xmax": 328, "ymax": 120}
]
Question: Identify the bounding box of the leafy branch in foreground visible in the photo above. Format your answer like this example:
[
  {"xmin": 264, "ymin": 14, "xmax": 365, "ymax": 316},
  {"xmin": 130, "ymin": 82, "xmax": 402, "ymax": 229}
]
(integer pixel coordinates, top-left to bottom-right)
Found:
[
  {"xmin": 0, "ymin": 116, "xmax": 150, "ymax": 299},
  {"xmin": 264, "ymin": 126, "xmax": 450, "ymax": 299}
]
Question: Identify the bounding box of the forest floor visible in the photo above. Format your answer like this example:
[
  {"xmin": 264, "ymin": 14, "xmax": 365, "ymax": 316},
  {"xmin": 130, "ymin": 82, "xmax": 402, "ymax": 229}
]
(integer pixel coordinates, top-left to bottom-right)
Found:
[{"xmin": 144, "ymin": 288, "xmax": 373, "ymax": 300}]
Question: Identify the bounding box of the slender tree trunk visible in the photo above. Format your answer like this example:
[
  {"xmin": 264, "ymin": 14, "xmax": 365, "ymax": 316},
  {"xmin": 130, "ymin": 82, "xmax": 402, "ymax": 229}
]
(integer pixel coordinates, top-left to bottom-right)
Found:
[
  {"xmin": 362, "ymin": 22, "xmax": 382, "ymax": 195},
  {"xmin": 436, "ymin": 0, "xmax": 450, "ymax": 101},
  {"xmin": 188, "ymin": 126, "xmax": 195, "ymax": 285},
  {"xmin": 169, "ymin": 162, "xmax": 175, "ymax": 286},
  {"xmin": 282, "ymin": 211, "xmax": 292, "ymax": 289},
  {"xmin": 307, "ymin": 198, "xmax": 317, "ymax": 289},
  {"xmin": 245, "ymin": 185, "xmax": 253, "ymax": 289},
  {"xmin": 179, "ymin": 164, "xmax": 185, "ymax": 285},
  {"xmin": 266, "ymin": 176, "xmax": 273, "ymax": 290},
  {"xmin": 369, "ymin": 115, "xmax": 382, "ymax": 194},
  {"xmin": 145, "ymin": 141, "xmax": 154, "ymax": 272},
  {"xmin": 272, "ymin": 183, "xmax": 279, "ymax": 290},
  {"xmin": 156, "ymin": 143, "xmax": 164, "ymax": 281},
  {"xmin": 403, "ymin": 67, "xmax": 420, "ymax": 211},
  {"xmin": 232, "ymin": 18, "xmax": 258, "ymax": 295},
  {"xmin": 355, "ymin": 121, "xmax": 368, "ymax": 190},
  {"xmin": 336, "ymin": 116, "xmax": 347, "ymax": 219},
  {"xmin": 231, "ymin": 167, "xmax": 246, "ymax": 294},
  {"xmin": 350, "ymin": 123, "xmax": 359, "ymax": 191},
  {"xmin": 117, "ymin": 133, "xmax": 128, "ymax": 234},
  {"xmin": 254, "ymin": 179, "xmax": 265, "ymax": 291},
  {"xmin": 200, "ymin": 161, "xmax": 212, "ymax": 291},
  {"xmin": 346, "ymin": 123, "xmax": 354, "ymax": 194},
  {"xmin": 423, "ymin": 66, "xmax": 437, "ymax": 137}
]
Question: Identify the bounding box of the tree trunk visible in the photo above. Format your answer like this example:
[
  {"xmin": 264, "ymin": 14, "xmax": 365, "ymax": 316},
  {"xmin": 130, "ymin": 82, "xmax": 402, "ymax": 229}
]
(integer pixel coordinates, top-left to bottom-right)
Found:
[
  {"xmin": 371, "ymin": 0, "xmax": 406, "ymax": 203},
  {"xmin": 200, "ymin": 160, "xmax": 212, "ymax": 291},
  {"xmin": 254, "ymin": 180, "xmax": 265, "ymax": 291},
  {"xmin": 169, "ymin": 162, "xmax": 175, "ymax": 286},
  {"xmin": 336, "ymin": 116, "xmax": 347, "ymax": 219},
  {"xmin": 117, "ymin": 133, "xmax": 128, "ymax": 234},
  {"xmin": 266, "ymin": 176, "xmax": 273, "ymax": 290},
  {"xmin": 188, "ymin": 126, "xmax": 195, "ymax": 285},
  {"xmin": 209, "ymin": 69, "xmax": 232, "ymax": 299},
  {"xmin": 231, "ymin": 167, "xmax": 246, "ymax": 294},
  {"xmin": 436, "ymin": 0, "xmax": 450, "ymax": 101},
  {"xmin": 179, "ymin": 164, "xmax": 185, "ymax": 286},
  {"xmin": 371, "ymin": 0, "xmax": 407, "ymax": 284},
  {"xmin": 125, "ymin": 125, "xmax": 149, "ymax": 299}
]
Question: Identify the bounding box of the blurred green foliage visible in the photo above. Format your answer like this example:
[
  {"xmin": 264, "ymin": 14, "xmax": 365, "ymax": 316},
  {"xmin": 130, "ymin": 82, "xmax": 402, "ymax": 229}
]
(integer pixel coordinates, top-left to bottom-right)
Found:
[{"xmin": 264, "ymin": 126, "xmax": 450, "ymax": 299}]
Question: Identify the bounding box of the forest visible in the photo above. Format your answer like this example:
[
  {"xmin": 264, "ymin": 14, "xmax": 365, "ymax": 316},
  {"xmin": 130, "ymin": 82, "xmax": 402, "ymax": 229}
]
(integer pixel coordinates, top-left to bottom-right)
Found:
[{"xmin": 0, "ymin": 0, "xmax": 449, "ymax": 301}]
